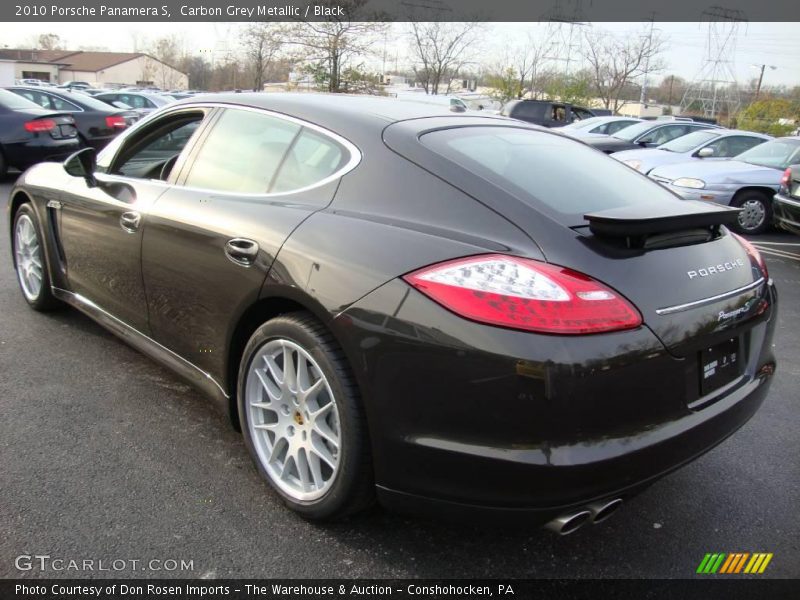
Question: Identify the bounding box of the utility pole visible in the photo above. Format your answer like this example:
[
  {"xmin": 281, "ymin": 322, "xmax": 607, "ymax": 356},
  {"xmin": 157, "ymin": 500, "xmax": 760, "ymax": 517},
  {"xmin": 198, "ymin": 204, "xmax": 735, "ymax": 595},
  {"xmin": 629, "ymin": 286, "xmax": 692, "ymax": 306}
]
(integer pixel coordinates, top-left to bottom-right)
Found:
[
  {"xmin": 752, "ymin": 63, "xmax": 777, "ymax": 100},
  {"xmin": 639, "ymin": 14, "xmax": 657, "ymax": 106}
]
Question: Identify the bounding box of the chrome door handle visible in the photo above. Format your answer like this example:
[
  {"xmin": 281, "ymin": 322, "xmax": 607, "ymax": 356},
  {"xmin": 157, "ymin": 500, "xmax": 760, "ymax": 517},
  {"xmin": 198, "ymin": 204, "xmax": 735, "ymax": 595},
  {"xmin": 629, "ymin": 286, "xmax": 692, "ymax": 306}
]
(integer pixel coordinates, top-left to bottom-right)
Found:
[
  {"xmin": 120, "ymin": 211, "xmax": 141, "ymax": 233},
  {"xmin": 225, "ymin": 238, "xmax": 259, "ymax": 266}
]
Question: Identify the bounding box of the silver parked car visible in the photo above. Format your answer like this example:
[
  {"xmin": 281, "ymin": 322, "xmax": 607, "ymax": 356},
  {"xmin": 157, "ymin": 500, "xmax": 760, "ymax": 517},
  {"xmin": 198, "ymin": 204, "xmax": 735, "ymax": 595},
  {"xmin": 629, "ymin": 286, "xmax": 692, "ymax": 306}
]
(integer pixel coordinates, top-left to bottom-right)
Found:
[
  {"xmin": 614, "ymin": 129, "xmax": 771, "ymax": 174},
  {"xmin": 559, "ymin": 116, "xmax": 642, "ymax": 138},
  {"xmin": 649, "ymin": 137, "xmax": 800, "ymax": 234}
]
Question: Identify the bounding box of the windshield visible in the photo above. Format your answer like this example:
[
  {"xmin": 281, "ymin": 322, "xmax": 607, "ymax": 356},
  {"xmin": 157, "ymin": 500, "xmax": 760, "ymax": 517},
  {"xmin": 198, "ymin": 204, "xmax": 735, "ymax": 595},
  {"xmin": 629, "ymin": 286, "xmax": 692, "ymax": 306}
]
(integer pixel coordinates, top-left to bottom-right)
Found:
[
  {"xmin": 735, "ymin": 139, "xmax": 800, "ymax": 169},
  {"xmin": 659, "ymin": 130, "xmax": 719, "ymax": 153},
  {"xmin": 0, "ymin": 89, "xmax": 41, "ymax": 110},
  {"xmin": 612, "ymin": 121, "xmax": 657, "ymax": 141},
  {"xmin": 561, "ymin": 116, "xmax": 604, "ymax": 131},
  {"xmin": 420, "ymin": 126, "xmax": 682, "ymax": 221}
]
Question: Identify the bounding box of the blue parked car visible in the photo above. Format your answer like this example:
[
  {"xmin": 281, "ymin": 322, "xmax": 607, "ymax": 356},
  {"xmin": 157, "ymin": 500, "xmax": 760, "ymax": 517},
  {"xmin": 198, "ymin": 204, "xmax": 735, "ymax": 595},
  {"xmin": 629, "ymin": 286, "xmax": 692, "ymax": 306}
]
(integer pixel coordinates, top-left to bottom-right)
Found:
[{"xmin": 649, "ymin": 137, "xmax": 800, "ymax": 234}]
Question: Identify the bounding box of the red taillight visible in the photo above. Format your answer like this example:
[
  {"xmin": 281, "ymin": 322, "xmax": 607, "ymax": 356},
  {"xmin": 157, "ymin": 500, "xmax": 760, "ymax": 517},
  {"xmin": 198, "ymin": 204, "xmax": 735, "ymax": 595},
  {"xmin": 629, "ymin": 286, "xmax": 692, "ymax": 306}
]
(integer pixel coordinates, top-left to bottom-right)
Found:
[
  {"xmin": 105, "ymin": 115, "xmax": 127, "ymax": 129},
  {"xmin": 24, "ymin": 118, "xmax": 56, "ymax": 132},
  {"xmin": 780, "ymin": 167, "xmax": 791, "ymax": 190},
  {"xmin": 731, "ymin": 233, "xmax": 768, "ymax": 279},
  {"xmin": 403, "ymin": 254, "xmax": 642, "ymax": 335}
]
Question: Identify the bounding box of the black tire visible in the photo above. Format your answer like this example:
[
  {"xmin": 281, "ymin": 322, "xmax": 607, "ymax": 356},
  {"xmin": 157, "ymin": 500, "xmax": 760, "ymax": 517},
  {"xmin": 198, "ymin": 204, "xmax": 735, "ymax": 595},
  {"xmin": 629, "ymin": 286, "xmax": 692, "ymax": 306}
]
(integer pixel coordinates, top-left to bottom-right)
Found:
[
  {"xmin": 12, "ymin": 203, "xmax": 61, "ymax": 311},
  {"xmin": 731, "ymin": 190, "xmax": 771, "ymax": 235},
  {"xmin": 237, "ymin": 312, "xmax": 374, "ymax": 520}
]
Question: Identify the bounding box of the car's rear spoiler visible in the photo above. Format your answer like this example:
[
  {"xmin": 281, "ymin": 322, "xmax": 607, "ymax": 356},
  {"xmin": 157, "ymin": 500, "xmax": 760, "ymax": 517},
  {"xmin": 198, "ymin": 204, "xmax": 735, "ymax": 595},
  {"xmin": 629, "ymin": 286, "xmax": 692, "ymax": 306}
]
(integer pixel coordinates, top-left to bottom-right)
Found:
[{"xmin": 583, "ymin": 201, "xmax": 740, "ymax": 249}]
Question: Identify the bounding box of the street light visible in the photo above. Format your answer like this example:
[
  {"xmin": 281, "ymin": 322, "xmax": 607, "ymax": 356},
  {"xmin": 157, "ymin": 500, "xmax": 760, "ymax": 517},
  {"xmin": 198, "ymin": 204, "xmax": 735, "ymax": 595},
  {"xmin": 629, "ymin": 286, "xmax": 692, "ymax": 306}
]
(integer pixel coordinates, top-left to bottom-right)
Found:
[{"xmin": 751, "ymin": 64, "xmax": 777, "ymax": 100}]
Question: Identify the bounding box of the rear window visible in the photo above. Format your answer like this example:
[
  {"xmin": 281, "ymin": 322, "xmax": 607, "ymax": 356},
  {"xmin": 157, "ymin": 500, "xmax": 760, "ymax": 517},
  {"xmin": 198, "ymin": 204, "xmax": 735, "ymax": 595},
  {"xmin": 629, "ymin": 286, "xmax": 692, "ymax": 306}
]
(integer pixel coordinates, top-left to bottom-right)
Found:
[
  {"xmin": 0, "ymin": 89, "xmax": 40, "ymax": 110},
  {"xmin": 420, "ymin": 126, "xmax": 681, "ymax": 221}
]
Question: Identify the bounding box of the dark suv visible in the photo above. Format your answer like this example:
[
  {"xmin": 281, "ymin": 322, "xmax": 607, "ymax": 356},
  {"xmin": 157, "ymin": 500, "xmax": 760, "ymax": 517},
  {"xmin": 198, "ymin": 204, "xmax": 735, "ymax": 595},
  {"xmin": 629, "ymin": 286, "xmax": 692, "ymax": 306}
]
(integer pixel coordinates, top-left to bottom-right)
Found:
[{"xmin": 500, "ymin": 100, "xmax": 596, "ymax": 128}]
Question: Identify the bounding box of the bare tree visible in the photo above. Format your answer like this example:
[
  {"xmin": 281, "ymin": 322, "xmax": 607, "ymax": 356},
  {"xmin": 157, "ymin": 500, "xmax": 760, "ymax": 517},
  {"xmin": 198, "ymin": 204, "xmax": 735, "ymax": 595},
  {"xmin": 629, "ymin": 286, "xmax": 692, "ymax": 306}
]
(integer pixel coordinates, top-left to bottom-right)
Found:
[
  {"xmin": 36, "ymin": 33, "xmax": 62, "ymax": 50},
  {"xmin": 287, "ymin": 0, "xmax": 385, "ymax": 93},
  {"xmin": 150, "ymin": 35, "xmax": 185, "ymax": 89},
  {"xmin": 582, "ymin": 28, "xmax": 665, "ymax": 113},
  {"xmin": 241, "ymin": 23, "xmax": 285, "ymax": 91},
  {"xmin": 513, "ymin": 32, "xmax": 555, "ymax": 99},
  {"xmin": 408, "ymin": 21, "xmax": 482, "ymax": 95}
]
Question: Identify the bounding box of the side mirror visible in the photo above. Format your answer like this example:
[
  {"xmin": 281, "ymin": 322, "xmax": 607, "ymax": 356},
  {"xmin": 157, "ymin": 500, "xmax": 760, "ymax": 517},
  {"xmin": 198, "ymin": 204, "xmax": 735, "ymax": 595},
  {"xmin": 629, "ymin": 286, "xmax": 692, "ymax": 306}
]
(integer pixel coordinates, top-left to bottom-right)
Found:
[
  {"xmin": 638, "ymin": 137, "xmax": 654, "ymax": 146},
  {"xmin": 697, "ymin": 147, "xmax": 715, "ymax": 158},
  {"xmin": 64, "ymin": 147, "xmax": 97, "ymax": 187}
]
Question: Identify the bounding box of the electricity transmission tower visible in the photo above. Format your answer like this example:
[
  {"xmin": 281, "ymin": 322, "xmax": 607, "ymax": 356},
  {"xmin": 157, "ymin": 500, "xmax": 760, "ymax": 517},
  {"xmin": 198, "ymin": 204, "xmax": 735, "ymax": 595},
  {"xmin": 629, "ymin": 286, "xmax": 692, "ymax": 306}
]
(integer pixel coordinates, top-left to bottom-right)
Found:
[
  {"xmin": 680, "ymin": 6, "xmax": 747, "ymax": 119},
  {"xmin": 543, "ymin": 0, "xmax": 589, "ymax": 77}
]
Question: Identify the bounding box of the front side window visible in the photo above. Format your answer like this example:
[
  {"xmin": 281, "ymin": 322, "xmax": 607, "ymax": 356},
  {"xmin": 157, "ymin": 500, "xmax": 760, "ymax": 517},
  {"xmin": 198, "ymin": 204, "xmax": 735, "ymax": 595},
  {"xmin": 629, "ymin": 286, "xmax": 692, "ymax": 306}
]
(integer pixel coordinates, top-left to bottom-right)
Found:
[
  {"xmin": 184, "ymin": 109, "xmax": 301, "ymax": 194},
  {"xmin": 110, "ymin": 114, "xmax": 204, "ymax": 179}
]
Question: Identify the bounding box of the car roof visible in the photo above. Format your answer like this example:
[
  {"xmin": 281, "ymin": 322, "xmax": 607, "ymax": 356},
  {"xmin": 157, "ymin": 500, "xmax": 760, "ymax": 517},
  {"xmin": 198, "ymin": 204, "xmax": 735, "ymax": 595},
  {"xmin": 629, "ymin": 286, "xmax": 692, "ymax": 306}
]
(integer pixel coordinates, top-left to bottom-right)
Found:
[{"xmin": 176, "ymin": 92, "xmax": 510, "ymax": 133}]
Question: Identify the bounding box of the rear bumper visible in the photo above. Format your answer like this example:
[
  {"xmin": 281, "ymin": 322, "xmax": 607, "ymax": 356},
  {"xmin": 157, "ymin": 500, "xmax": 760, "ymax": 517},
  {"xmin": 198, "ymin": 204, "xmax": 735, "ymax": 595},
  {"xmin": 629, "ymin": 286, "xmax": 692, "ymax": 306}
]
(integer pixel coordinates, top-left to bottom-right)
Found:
[
  {"xmin": 4, "ymin": 138, "xmax": 81, "ymax": 170},
  {"xmin": 337, "ymin": 278, "xmax": 777, "ymax": 523},
  {"xmin": 376, "ymin": 372, "xmax": 772, "ymax": 524}
]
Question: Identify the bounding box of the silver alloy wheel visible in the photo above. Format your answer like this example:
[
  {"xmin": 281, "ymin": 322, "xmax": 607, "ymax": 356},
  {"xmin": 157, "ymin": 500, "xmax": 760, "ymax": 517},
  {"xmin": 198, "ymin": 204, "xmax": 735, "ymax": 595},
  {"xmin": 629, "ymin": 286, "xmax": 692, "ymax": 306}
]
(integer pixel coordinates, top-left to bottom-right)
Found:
[
  {"xmin": 14, "ymin": 214, "xmax": 44, "ymax": 301},
  {"xmin": 737, "ymin": 199, "xmax": 766, "ymax": 232},
  {"xmin": 246, "ymin": 338, "xmax": 341, "ymax": 501}
]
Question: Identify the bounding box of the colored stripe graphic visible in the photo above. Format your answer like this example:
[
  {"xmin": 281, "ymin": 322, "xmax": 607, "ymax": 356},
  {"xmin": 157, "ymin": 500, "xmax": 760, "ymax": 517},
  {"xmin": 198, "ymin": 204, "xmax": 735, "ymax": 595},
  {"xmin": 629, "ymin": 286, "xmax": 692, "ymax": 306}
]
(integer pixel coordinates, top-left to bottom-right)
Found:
[
  {"xmin": 719, "ymin": 553, "xmax": 737, "ymax": 573},
  {"xmin": 698, "ymin": 552, "xmax": 772, "ymax": 574}
]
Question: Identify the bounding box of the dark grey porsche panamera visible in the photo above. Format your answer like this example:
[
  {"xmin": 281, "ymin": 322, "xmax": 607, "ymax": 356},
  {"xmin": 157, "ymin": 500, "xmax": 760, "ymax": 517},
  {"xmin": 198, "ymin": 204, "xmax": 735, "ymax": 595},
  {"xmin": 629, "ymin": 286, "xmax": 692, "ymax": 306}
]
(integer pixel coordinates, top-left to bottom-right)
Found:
[{"xmin": 7, "ymin": 94, "xmax": 777, "ymax": 533}]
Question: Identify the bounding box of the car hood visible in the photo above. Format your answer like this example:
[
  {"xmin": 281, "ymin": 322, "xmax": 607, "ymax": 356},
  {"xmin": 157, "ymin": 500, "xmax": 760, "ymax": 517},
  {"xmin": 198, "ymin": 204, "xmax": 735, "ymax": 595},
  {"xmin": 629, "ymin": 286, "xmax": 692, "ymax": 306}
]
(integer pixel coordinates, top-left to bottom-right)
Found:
[{"xmin": 650, "ymin": 159, "xmax": 782, "ymax": 184}]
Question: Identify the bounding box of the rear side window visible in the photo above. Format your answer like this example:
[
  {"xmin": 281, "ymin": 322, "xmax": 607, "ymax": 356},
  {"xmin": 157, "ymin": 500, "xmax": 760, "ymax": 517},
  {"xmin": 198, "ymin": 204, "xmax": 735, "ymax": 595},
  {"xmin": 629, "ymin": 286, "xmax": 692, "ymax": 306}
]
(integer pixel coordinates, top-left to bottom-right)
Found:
[
  {"xmin": 271, "ymin": 129, "xmax": 346, "ymax": 193},
  {"xmin": 514, "ymin": 102, "xmax": 547, "ymax": 120},
  {"xmin": 184, "ymin": 108, "xmax": 300, "ymax": 194},
  {"xmin": 421, "ymin": 127, "xmax": 680, "ymax": 221}
]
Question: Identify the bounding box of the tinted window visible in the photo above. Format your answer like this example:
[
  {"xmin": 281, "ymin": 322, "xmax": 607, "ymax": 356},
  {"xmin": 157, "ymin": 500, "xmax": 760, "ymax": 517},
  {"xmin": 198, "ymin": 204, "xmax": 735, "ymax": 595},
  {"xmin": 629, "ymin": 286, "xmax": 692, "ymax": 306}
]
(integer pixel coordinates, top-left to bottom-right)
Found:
[
  {"xmin": 513, "ymin": 102, "xmax": 546, "ymax": 120},
  {"xmin": 111, "ymin": 116, "xmax": 203, "ymax": 179},
  {"xmin": 184, "ymin": 109, "xmax": 300, "ymax": 194},
  {"xmin": 605, "ymin": 120, "xmax": 639, "ymax": 135},
  {"xmin": 706, "ymin": 135, "xmax": 766, "ymax": 157},
  {"xmin": 0, "ymin": 89, "xmax": 40, "ymax": 110},
  {"xmin": 421, "ymin": 127, "xmax": 681, "ymax": 221},
  {"xmin": 641, "ymin": 125, "xmax": 688, "ymax": 145},
  {"xmin": 735, "ymin": 139, "xmax": 800, "ymax": 169},
  {"xmin": 44, "ymin": 93, "xmax": 81, "ymax": 112},
  {"xmin": 271, "ymin": 129, "xmax": 346, "ymax": 193},
  {"xmin": 660, "ymin": 130, "xmax": 719, "ymax": 153},
  {"xmin": 612, "ymin": 121, "xmax": 658, "ymax": 141}
]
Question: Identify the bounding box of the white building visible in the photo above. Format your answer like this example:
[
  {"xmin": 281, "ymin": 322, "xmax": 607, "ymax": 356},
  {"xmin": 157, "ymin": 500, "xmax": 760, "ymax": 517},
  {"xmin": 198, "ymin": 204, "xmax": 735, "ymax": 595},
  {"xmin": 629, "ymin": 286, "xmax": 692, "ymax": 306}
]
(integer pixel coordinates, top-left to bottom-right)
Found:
[{"xmin": 0, "ymin": 49, "xmax": 188, "ymax": 89}]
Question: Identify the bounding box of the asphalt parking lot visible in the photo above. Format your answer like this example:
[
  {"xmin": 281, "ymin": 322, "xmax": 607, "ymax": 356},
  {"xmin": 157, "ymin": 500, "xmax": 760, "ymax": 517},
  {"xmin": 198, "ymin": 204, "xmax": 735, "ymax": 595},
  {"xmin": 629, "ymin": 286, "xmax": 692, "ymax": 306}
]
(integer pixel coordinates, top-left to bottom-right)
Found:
[{"xmin": 0, "ymin": 174, "xmax": 798, "ymax": 580}]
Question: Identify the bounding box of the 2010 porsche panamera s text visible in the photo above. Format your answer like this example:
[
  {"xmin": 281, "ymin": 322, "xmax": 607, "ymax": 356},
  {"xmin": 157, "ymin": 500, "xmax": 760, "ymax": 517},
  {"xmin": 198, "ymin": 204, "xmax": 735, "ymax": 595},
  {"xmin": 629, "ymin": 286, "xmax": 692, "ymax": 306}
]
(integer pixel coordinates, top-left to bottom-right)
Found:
[{"xmin": 7, "ymin": 94, "xmax": 777, "ymax": 533}]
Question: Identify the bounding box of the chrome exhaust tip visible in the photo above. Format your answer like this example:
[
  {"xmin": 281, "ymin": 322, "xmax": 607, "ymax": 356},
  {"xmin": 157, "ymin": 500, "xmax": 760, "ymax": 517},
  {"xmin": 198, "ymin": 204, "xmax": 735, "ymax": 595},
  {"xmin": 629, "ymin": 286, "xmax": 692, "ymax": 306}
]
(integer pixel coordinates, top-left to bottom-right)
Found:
[
  {"xmin": 544, "ymin": 510, "xmax": 592, "ymax": 535},
  {"xmin": 587, "ymin": 498, "xmax": 623, "ymax": 524}
]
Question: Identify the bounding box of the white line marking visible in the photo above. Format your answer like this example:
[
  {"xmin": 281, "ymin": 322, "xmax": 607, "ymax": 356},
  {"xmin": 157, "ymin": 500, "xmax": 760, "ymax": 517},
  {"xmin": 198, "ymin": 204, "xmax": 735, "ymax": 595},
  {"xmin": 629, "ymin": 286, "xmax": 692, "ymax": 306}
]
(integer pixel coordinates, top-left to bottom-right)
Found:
[
  {"xmin": 750, "ymin": 241, "xmax": 800, "ymax": 247},
  {"xmin": 758, "ymin": 248, "xmax": 800, "ymax": 261}
]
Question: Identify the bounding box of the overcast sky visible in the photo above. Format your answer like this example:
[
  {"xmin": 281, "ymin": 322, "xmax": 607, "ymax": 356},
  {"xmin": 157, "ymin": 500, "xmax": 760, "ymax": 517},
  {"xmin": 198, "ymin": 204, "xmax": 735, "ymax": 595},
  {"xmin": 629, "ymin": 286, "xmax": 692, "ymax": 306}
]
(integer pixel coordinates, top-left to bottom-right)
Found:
[{"xmin": 2, "ymin": 21, "xmax": 797, "ymax": 88}]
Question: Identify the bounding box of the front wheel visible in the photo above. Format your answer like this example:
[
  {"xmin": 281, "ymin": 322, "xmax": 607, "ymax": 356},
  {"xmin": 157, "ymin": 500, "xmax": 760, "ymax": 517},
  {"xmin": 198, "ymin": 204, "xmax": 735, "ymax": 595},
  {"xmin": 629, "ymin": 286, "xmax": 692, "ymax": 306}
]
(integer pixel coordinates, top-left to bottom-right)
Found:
[
  {"xmin": 731, "ymin": 191, "xmax": 771, "ymax": 235},
  {"xmin": 12, "ymin": 204, "xmax": 60, "ymax": 311},
  {"xmin": 237, "ymin": 312, "xmax": 374, "ymax": 520}
]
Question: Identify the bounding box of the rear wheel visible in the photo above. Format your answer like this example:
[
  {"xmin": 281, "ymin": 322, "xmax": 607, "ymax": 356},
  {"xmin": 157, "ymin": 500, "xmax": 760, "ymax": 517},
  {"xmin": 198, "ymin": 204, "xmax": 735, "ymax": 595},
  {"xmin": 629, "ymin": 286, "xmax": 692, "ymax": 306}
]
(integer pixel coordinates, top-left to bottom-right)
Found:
[
  {"xmin": 731, "ymin": 191, "xmax": 771, "ymax": 235},
  {"xmin": 237, "ymin": 312, "xmax": 374, "ymax": 520},
  {"xmin": 12, "ymin": 204, "xmax": 60, "ymax": 311}
]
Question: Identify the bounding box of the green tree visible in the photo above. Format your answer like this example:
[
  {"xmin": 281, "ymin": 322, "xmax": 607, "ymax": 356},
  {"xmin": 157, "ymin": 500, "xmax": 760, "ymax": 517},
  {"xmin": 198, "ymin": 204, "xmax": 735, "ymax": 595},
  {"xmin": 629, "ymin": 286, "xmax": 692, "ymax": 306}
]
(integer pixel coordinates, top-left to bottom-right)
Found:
[
  {"xmin": 486, "ymin": 67, "xmax": 523, "ymax": 105},
  {"xmin": 738, "ymin": 98, "xmax": 800, "ymax": 136}
]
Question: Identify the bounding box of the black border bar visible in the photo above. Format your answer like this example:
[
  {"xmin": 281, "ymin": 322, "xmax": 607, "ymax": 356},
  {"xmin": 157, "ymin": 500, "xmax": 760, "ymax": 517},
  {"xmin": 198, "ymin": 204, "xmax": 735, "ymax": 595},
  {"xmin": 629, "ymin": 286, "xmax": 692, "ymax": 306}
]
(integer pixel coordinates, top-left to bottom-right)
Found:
[
  {"xmin": 1, "ymin": 0, "xmax": 797, "ymax": 22},
  {"xmin": 3, "ymin": 579, "xmax": 800, "ymax": 600}
]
